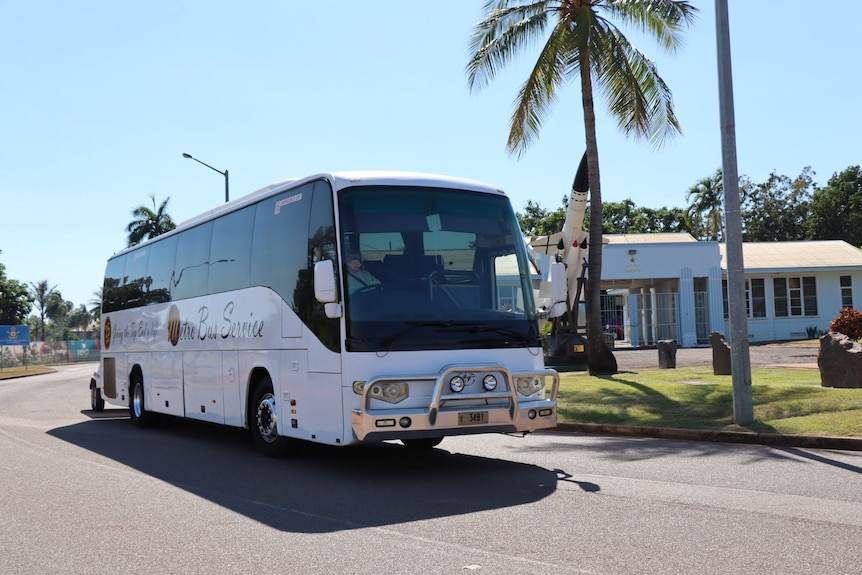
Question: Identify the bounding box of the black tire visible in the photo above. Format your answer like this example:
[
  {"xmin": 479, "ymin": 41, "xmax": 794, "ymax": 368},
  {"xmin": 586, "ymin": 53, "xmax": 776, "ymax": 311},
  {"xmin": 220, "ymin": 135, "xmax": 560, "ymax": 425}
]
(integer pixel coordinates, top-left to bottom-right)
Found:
[
  {"xmin": 401, "ymin": 437, "xmax": 444, "ymax": 450},
  {"xmin": 129, "ymin": 372, "xmax": 157, "ymax": 428},
  {"xmin": 90, "ymin": 380, "xmax": 105, "ymax": 412},
  {"xmin": 249, "ymin": 376, "xmax": 295, "ymax": 457}
]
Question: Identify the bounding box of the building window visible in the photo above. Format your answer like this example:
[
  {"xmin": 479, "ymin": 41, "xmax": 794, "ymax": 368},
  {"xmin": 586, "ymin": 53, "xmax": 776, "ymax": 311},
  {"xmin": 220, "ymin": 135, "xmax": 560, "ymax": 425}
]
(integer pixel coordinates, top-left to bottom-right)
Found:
[
  {"xmin": 840, "ymin": 275, "xmax": 853, "ymax": 309},
  {"xmin": 773, "ymin": 276, "xmax": 818, "ymax": 317},
  {"xmin": 748, "ymin": 278, "xmax": 766, "ymax": 318},
  {"xmin": 721, "ymin": 278, "xmax": 766, "ymax": 319}
]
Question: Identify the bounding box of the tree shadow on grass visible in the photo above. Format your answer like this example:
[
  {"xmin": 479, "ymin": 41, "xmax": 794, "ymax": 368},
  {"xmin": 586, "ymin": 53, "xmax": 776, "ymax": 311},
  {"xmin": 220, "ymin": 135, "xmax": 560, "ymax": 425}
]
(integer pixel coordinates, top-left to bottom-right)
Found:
[{"xmin": 558, "ymin": 374, "xmax": 739, "ymax": 430}]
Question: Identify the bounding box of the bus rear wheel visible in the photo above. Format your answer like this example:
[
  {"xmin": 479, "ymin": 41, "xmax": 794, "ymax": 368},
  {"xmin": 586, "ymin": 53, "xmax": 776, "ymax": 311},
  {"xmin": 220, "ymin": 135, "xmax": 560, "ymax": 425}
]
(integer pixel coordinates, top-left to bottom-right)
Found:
[
  {"xmin": 129, "ymin": 372, "xmax": 157, "ymax": 428},
  {"xmin": 90, "ymin": 380, "xmax": 105, "ymax": 412},
  {"xmin": 250, "ymin": 377, "xmax": 295, "ymax": 457}
]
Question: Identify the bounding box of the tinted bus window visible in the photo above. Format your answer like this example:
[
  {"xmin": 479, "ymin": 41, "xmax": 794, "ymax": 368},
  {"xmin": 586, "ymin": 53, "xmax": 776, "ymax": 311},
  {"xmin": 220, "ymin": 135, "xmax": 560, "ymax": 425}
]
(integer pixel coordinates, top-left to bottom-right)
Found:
[
  {"xmin": 250, "ymin": 183, "xmax": 314, "ymax": 307},
  {"xmin": 304, "ymin": 180, "xmax": 338, "ymax": 351},
  {"xmin": 123, "ymin": 247, "xmax": 150, "ymax": 309},
  {"xmin": 102, "ymin": 255, "xmax": 126, "ymax": 312},
  {"xmin": 209, "ymin": 205, "xmax": 254, "ymax": 294},
  {"xmin": 173, "ymin": 222, "xmax": 213, "ymax": 301},
  {"xmin": 145, "ymin": 234, "xmax": 177, "ymax": 305}
]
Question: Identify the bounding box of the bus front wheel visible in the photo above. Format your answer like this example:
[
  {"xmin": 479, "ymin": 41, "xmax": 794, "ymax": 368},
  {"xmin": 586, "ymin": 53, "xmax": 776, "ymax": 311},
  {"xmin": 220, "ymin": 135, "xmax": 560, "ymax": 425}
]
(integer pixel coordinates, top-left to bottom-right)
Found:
[{"xmin": 250, "ymin": 377, "xmax": 295, "ymax": 457}]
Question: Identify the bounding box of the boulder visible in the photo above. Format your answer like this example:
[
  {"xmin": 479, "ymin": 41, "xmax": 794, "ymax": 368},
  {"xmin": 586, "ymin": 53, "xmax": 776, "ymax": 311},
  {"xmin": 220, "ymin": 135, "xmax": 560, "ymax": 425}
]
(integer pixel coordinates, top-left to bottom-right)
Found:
[
  {"xmin": 709, "ymin": 331, "xmax": 732, "ymax": 375},
  {"xmin": 818, "ymin": 332, "xmax": 862, "ymax": 388}
]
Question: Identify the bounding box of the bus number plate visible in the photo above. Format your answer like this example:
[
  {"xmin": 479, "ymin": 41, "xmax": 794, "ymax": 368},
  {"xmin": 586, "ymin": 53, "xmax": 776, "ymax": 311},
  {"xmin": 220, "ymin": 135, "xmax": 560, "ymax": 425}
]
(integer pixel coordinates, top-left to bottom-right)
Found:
[{"xmin": 459, "ymin": 411, "xmax": 488, "ymax": 425}]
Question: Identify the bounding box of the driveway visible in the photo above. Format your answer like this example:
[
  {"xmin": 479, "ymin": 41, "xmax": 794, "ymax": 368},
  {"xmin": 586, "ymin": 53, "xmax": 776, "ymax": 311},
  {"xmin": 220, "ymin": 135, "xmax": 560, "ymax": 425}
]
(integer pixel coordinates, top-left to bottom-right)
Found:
[{"xmin": 612, "ymin": 342, "xmax": 819, "ymax": 371}]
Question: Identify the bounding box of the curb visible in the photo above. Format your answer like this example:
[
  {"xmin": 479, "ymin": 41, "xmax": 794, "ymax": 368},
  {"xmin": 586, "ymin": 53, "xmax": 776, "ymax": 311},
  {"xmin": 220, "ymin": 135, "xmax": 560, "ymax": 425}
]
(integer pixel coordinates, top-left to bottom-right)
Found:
[{"xmin": 551, "ymin": 422, "xmax": 862, "ymax": 452}]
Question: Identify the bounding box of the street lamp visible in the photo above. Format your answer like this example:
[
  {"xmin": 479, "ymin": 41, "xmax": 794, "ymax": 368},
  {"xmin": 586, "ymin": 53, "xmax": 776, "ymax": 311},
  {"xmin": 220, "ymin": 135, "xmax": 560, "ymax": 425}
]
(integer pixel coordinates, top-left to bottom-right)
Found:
[{"xmin": 182, "ymin": 153, "xmax": 229, "ymax": 203}]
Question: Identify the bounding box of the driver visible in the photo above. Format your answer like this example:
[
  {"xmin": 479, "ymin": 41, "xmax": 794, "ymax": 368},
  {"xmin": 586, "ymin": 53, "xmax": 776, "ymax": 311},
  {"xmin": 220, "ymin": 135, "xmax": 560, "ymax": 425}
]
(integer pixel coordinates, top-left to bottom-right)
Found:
[{"xmin": 346, "ymin": 252, "xmax": 381, "ymax": 293}]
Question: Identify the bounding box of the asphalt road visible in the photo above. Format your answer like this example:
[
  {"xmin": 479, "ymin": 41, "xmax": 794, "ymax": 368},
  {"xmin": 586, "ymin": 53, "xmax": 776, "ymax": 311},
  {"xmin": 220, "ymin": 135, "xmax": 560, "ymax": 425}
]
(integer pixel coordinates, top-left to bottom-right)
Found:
[{"xmin": 2, "ymin": 363, "xmax": 861, "ymax": 575}]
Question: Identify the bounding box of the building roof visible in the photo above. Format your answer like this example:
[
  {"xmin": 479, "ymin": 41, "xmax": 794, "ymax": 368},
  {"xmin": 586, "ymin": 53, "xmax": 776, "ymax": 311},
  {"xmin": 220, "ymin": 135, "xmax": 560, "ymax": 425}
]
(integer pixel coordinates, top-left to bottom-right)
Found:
[
  {"xmin": 719, "ymin": 240, "xmax": 862, "ymax": 272},
  {"xmin": 604, "ymin": 233, "xmax": 698, "ymax": 244}
]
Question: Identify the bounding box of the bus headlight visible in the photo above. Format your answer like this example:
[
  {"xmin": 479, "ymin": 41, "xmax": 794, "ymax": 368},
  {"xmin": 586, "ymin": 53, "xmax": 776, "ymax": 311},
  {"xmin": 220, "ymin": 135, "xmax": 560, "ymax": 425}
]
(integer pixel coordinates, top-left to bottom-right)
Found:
[
  {"xmin": 482, "ymin": 374, "xmax": 498, "ymax": 391},
  {"xmin": 449, "ymin": 376, "xmax": 465, "ymax": 393},
  {"xmin": 516, "ymin": 376, "xmax": 545, "ymax": 396},
  {"xmin": 360, "ymin": 381, "xmax": 409, "ymax": 404}
]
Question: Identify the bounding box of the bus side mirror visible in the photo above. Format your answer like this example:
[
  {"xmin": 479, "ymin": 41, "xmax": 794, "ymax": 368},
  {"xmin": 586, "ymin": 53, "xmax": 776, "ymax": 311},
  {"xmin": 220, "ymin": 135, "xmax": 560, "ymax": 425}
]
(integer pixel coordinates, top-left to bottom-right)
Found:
[{"xmin": 313, "ymin": 260, "xmax": 342, "ymax": 318}]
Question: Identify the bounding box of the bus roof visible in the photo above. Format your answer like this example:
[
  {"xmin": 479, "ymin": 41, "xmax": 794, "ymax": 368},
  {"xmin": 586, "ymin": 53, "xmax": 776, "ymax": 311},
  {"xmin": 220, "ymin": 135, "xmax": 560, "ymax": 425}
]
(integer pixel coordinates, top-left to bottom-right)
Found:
[
  {"xmin": 111, "ymin": 171, "xmax": 507, "ymax": 259},
  {"xmin": 176, "ymin": 170, "xmax": 506, "ymax": 229}
]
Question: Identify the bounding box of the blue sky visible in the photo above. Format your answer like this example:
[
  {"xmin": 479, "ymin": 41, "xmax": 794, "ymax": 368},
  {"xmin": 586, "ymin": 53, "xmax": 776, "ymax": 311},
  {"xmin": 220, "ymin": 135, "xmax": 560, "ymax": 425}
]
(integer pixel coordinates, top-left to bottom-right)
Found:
[{"xmin": 2, "ymin": 1, "xmax": 860, "ymax": 309}]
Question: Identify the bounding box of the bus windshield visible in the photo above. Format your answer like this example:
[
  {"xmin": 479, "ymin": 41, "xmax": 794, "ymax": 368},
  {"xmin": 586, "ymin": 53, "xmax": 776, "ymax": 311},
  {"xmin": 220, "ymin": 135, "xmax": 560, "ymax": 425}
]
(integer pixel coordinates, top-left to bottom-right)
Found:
[{"xmin": 338, "ymin": 185, "xmax": 539, "ymax": 352}]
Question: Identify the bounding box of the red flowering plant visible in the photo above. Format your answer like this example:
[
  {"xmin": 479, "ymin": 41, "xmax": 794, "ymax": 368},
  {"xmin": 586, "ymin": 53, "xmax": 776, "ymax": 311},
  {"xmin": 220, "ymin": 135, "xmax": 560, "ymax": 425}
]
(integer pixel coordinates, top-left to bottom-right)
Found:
[{"xmin": 829, "ymin": 308, "xmax": 862, "ymax": 341}]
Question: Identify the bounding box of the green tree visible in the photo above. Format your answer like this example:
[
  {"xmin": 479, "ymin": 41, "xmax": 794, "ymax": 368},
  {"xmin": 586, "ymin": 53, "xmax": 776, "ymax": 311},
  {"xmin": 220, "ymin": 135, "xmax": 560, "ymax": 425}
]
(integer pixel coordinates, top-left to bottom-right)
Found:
[
  {"xmin": 686, "ymin": 169, "xmax": 724, "ymax": 241},
  {"xmin": 29, "ymin": 280, "xmax": 57, "ymax": 341},
  {"xmin": 601, "ymin": 199, "xmax": 637, "ymax": 233},
  {"xmin": 808, "ymin": 166, "xmax": 862, "ymax": 247},
  {"xmin": 88, "ymin": 288, "xmax": 103, "ymax": 324},
  {"xmin": 46, "ymin": 291, "xmax": 73, "ymax": 341},
  {"xmin": 742, "ymin": 168, "xmax": 814, "ymax": 242},
  {"xmin": 517, "ymin": 197, "xmax": 568, "ymax": 236},
  {"xmin": 467, "ymin": 0, "xmax": 697, "ymax": 373},
  {"xmin": 632, "ymin": 205, "xmax": 691, "ymax": 233},
  {"xmin": 66, "ymin": 304, "xmax": 92, "ymax": 338},
  {"xmin": 0, "ymin": 251, "xmax": 34, "ymax": 324},
  {"xmin": 126, "ymin": 194, "xmax": 176, "ymax": 247}
]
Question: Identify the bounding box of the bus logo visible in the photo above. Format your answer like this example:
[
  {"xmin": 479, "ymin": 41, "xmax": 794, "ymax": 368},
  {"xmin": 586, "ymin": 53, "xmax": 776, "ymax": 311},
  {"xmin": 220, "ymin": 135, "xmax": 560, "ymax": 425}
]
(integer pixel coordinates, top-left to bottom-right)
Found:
[
  {"xmin": 104, "ymin": 317, "xmax": 112, "ymax": 350},
  {"xmin": 168, "ymin": 305, "xmax": 181, "ymax": 346}
]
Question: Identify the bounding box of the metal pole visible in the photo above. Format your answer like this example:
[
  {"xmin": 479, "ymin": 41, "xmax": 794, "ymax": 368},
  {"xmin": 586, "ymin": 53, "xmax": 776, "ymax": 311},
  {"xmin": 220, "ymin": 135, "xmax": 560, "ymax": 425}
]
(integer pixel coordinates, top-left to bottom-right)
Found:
[
  {"xmin": 182, "ymin": 153, "xmax": 229, "ymax": 203},
  {"xmin": 715, "ymin": 0, "xmax": 754, "ymax": 424}
]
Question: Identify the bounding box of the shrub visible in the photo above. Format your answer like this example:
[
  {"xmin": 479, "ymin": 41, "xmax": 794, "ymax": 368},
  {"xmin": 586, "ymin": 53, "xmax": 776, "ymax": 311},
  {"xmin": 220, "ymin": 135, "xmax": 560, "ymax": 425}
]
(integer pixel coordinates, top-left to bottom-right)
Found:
[{"xmin": 829, "ymin": 308, "xmax": 862, "ymax": 340}]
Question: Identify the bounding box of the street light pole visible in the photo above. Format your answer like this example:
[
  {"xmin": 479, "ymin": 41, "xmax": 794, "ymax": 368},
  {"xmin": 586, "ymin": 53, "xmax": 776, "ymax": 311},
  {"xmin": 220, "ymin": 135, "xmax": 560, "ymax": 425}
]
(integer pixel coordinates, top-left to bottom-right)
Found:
[{"xmin": 182, "ymin": 153, "xmax": 229, "ymax": 203}]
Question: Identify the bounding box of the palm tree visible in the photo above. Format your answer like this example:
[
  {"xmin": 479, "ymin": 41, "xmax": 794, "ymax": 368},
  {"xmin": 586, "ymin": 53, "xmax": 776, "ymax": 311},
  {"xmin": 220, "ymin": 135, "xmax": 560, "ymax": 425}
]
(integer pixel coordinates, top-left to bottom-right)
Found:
[
  {"xmin": 88, "ymin": 288, "xmax": 103, "ymax": 322},
  {"xmin": 686, "ymin": 169, "xmax": 724, "ymax": 241},
  {"xmin": 46, "ymin": 292, "xmax": 73, "ymax": 341},
  {"xmin": 126, "ymin": 194, "xmax": 176, "ymax": 247},
  {"xmin": 467, "ymin": 0, "xmax": 697, "ymax": 374},
  {"xmin": 29, "ymin": 280, "xmax": 57, "ymax": 341}
]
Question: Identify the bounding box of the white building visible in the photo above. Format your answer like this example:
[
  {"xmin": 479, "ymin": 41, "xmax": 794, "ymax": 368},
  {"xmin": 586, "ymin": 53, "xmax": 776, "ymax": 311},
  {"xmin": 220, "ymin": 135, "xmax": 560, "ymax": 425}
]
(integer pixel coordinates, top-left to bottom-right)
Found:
[{"xmin": 531, "ymin": 234, "xmax": 862, "ymax": 347}]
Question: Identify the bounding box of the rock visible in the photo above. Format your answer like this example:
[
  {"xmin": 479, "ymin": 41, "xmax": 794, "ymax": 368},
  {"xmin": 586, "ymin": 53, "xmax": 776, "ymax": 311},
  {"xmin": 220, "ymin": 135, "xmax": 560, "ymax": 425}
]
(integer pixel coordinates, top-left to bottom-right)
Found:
[
  {"xmin": 709, "ymin": 331, "xmax": 732, "ymax": 375},
  {"xmin": 657, "ymin": 339, "xmax": 677, "ymax": 369},
  {"xmin": 818, "ymin": 332, "xmax": 862, "ymax": 388}
]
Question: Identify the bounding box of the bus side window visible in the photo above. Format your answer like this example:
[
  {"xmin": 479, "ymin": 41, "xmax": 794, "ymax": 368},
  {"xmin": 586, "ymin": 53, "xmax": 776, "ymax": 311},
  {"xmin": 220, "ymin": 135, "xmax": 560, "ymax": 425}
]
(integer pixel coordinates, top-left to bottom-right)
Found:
[
  {"xmin": 209, "ymin": 206, "xmax": 254, "ymax": 294},
  {"xmin": 173, "ymin": 222, "xmax": 213, "ymax": 301}
]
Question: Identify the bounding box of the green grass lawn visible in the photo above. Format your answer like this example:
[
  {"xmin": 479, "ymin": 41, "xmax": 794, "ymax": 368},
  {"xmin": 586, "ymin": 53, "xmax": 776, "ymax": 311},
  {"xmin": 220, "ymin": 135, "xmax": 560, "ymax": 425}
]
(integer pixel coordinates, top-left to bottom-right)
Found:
[
  {"xmin": 0, "ymin": 365, "xmax": 55, "ymax": 379},
  {"xmin": 557, "ymin": 367, "xmax": 862, "ymax": 438}
]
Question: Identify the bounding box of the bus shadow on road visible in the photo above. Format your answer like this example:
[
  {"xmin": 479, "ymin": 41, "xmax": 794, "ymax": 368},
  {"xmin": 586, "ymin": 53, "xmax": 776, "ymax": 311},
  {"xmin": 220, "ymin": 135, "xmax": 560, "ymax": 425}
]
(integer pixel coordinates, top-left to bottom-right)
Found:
[{"xmin": 48, "ymin": 409, "xmax": 561, "ymax": 533}]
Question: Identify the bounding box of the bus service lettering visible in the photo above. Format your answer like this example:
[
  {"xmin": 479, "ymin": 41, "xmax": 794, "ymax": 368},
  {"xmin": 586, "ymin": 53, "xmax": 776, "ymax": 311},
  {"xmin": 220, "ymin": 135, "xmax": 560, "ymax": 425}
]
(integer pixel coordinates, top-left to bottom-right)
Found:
[{"xmin": 194, "ymin": 302, "xmax": 264, "ymax": 341}]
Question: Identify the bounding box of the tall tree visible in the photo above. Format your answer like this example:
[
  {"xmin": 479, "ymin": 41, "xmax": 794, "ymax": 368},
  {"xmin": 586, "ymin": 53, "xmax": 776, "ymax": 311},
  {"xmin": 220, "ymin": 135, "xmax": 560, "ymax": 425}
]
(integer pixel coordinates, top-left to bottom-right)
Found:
[
  {"xmin": 807, "ymin": 165, "xmax": 862, "ymax": 247},
  {"xmin": 46, "ymin": 291, "xmax": 73, "ymax": 341},
  {"xmin": 0, "ymin": 251, "xmax": 34, "ymax": 324},
  {"xmin": 88, "ymin": 288, "xmax": 103, "ymax": 323},
  {"xmin": 126, "ymin": 194, "xmax": 176, "ymax": 247},
  {"xmin": 467, "ymin": 0, "xmax": 697, "ymax": 374},
  {"xmin": 66, "ymin": 304, "xmax": 92, "ymax": 337},
  {"xmin": 686, "ymin": 169, "xmax": 724, "ymax": 241},
  {"xmin": 517, "ymin": 197, "xmax": 568, "ymax": 236},
  {"xmin": 742, "ymin": 168, "xmax": 814, "ymax": 241},
  {"xmin": 29, "ymin": 280, "xmax": 57, "ymax": 341}
]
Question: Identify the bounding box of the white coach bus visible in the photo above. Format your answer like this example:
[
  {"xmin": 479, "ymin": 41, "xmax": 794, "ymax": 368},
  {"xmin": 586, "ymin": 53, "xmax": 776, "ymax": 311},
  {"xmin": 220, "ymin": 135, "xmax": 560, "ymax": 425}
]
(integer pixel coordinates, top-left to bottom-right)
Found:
[{"xmin": 90, "ymin": 171, "xmax": 559, "ymax": 455}]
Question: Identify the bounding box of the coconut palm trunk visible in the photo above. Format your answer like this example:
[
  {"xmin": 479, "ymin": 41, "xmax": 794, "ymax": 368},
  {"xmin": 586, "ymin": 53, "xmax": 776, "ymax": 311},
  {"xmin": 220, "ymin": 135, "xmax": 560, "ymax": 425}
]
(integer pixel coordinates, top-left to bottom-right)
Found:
[{"xmin": 467, "ymin": 0, "xmax": 697, "ymax": 374}]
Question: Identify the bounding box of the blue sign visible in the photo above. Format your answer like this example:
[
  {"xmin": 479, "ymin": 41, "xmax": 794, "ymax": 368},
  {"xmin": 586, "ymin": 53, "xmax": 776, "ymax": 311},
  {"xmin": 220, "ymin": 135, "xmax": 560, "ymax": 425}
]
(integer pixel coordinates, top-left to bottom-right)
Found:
[{"xmin": 0, "ymin": 325, "xmax": 30, "ymax": 346}]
